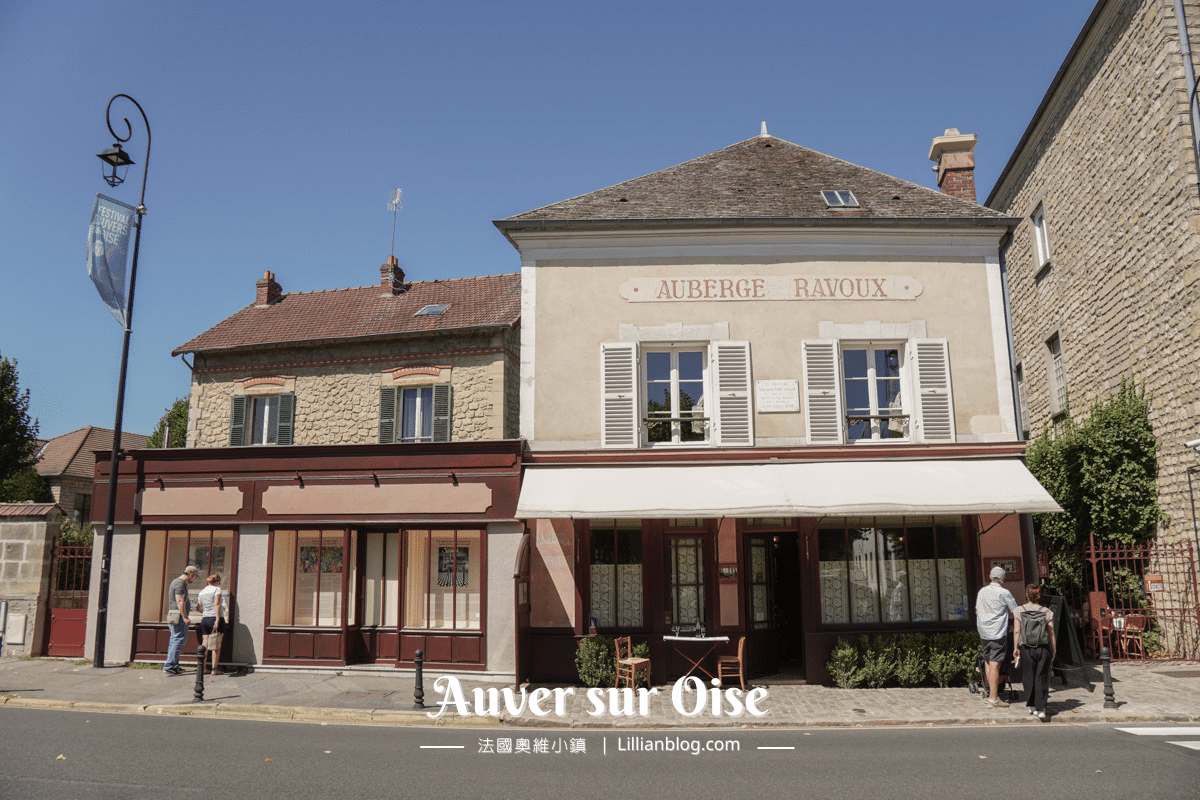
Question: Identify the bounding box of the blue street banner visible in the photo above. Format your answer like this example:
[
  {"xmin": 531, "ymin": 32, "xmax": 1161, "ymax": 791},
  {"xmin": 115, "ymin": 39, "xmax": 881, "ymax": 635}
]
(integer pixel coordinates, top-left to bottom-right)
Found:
[{"xmin": 87, "ymin": 194, "xmax": 136, "ymax": 327}]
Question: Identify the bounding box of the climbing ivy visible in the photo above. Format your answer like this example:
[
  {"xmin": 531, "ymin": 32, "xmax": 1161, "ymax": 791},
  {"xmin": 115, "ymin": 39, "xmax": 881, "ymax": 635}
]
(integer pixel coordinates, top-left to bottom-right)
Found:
[{"xmin": 1026, "ymin": 379, "xmax": 1161, "ymax": 547}]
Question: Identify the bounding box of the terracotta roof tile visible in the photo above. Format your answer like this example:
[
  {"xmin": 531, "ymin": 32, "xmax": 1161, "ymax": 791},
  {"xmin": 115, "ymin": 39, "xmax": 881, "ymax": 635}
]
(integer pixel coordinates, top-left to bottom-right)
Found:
[
  {"xmin": 0, "ymin": 503, "xmax": 59, "ymax": 517},
  {"xmin": 498, "ymin": 135, "xmax": 1010, "ymax": 227},
  {"xmin": 36, "ymin": 427, "xmax": 150, "ymax": 480},
  {"xmin": 174, "ymin": 273, "xmax": 521, "ymax": 355}
]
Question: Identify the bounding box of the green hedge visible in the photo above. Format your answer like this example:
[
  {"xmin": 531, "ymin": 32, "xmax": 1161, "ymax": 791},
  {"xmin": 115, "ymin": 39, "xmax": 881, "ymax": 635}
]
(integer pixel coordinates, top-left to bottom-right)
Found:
[{"xmin": 826, "ymin": 631, "xmax": 978, "ymax": 688}]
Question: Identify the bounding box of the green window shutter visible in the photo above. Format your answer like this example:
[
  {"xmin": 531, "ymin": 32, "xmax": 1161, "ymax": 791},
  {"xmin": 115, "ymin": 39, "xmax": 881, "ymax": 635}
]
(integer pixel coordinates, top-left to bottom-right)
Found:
[
  {"xmin": 228, "ymin": 396, "xmax": 247, "ymax": 446},
  {"xmin": 432, "ymin": 383, "xmax": 452, "ymax": 443},
  {"xmin": 275, "ymin": 393, "xmax": 295, "ymax": 445},
  {"xmin": 379, "ymin": 386, "xmax": 397, "ymax": 444}
]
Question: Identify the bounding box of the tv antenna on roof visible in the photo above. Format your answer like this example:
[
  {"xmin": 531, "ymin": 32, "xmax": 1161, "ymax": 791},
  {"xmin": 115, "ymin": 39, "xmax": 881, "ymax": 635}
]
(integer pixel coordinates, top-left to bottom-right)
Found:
[{"xmin": 388, "ymin": 188, "xmax": 402, "ymax": 258}]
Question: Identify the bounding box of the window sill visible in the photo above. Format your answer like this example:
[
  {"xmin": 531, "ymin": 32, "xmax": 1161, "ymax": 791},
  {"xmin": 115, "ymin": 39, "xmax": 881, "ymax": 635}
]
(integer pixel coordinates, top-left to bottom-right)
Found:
[{"xmin": 1034, "ymin": 261, "xmax": 1052, "ymax": 282}]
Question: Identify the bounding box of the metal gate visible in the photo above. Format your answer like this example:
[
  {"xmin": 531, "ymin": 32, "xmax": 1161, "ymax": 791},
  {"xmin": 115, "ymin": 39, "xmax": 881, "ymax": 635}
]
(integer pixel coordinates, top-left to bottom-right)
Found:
[
  {"xmin": 1043, "ymin": 534, "xmax": 1200, "ymax": 661},
  {"xmin": 44, "ymin": 544, "xmax": 92, "ymax": 657}
]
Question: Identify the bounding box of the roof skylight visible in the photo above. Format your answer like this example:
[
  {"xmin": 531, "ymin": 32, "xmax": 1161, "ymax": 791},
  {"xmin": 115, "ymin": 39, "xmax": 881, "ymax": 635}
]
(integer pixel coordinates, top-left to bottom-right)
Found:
[
  {"xmin": 821, "ymin": 190, "xmax": 859, "ymax": 208},
  {"xmin": 415, "ymin": 303, "xmax": 450, "ymax": 317}
]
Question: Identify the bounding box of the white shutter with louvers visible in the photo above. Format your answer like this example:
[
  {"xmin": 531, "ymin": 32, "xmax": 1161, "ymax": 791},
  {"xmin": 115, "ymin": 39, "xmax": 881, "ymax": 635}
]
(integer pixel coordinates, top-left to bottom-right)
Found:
[
  {"xmin": 712, "ymin": 340, "xmax": 753, "ymax": 447},
  {"xmin": 913, "ymin": 338, "xmax": 955, "ymax": 442},
  {"xmin": 601, "ymin": 342, "xmax": 639, "ymax": 449},
  {"xmin": 802, "ymin": 339, "xmax": 843, "ymax": 445}
]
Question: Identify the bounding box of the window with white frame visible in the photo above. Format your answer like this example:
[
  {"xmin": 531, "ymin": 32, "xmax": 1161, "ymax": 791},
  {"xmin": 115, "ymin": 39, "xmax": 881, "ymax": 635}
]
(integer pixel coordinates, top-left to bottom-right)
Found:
[
  {"xmin": 802, "ymin": 338, "xmax": 954, "ymax": 445},
  {"xmin": 379, "ymin": 384, "xmax": 451, "ymax": 444},
  {"xmin": 229, "ymin": 394, "xmax": 294, "ymax": 446},
  {"xmin": 1032, "ymin": 204, "xmax": 1051, "ymax": 267},
  {"xmin": 842, "ymin": 345, "xmax": 907, "ymax": 441},
  {"xmin": 1015, "ymin": 363, "xmax": 1029, "ymax": 437},
  {"xmin": 600, "ymin": 340, "xmax": 752, "ymax": 449},
  {"xmin": 1046, "ymin": 334, "xmax": 1067, "ymax": 413}
]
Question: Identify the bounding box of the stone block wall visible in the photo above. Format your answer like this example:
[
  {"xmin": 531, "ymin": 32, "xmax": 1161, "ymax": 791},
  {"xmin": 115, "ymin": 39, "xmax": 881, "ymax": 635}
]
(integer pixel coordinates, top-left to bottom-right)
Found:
[
  {"xmin": 0, "ymin": 505, "xmax": 60, "ymax": 657},
  {"xmin": 990, "ymin": 0, "xmax": 1200, "ymax": 546},
  {"xmin": 186, "ymin": 328, "xmax": 519, "ymax": 448}
]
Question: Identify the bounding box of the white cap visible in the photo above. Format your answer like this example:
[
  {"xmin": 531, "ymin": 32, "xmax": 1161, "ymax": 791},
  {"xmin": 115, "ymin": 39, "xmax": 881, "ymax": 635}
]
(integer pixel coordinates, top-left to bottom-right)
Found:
[{"xmin": 990, "ymin": 566, "xmax": 1006, "ymax": 581}]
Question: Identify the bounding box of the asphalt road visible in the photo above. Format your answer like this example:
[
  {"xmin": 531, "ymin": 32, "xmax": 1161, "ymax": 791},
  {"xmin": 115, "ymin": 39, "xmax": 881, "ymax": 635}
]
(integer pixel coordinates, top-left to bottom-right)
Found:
[{"xmin": 2, "ymin": 707, "xmax": 1199, "ymax": 800}]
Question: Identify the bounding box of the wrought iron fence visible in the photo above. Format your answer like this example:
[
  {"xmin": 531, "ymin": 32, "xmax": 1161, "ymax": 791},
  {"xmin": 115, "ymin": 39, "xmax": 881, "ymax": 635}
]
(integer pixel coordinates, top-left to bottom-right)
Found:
[
  {"xmin": 50, "ymin": 545, "xmax": 92, "ymax": 610},
  {"xmin": 1041, "ymin": 533, "xmax": 1199, "ymax": 661}
]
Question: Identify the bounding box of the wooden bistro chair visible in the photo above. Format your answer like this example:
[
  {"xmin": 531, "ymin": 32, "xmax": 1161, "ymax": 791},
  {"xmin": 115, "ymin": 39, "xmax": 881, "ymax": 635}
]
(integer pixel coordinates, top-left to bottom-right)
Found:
[
  {"xmin": 1121, "ymin": 614, "xmax": 1147, "ymax": 659},
  {"xmin": 615, "ymin": 636, "xmax": 651, "ymax": 689},
  {"xmin": 717, "ymin": 636, "xmax": 747, "ymax": 691},
  {"xmin": 1087, "ymin": 591, "xmax": 1114, "ymax": 658}
]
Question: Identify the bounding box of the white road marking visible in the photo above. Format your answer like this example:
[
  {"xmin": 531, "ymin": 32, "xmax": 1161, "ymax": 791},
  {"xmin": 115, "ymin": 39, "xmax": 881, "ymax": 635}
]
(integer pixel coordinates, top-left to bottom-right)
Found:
[
  {"xmin": 1168, "ymin": 741, "xmax": 1200, "ymax": 751},
  {"xmin": 1115, "ymin": 727, "xmax": 1200, "ymax": 736}
]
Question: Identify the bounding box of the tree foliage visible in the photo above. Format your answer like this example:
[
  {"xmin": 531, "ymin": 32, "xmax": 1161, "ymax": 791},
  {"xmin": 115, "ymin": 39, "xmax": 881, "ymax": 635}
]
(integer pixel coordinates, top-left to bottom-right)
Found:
[
  {"xmin": 0, "ymin": 353, "xmax": 41, "ymax": 488},
  {"xmin": 0, "ymin": 465, "xmax": 53, "ymax": 503},
  {"xmin": 1026, "ymin": 379, "xmax": 1161, "ymax": 547},
  {"xmin": 145, "ymin": 397, "xmax": 189, "ymax": 448}
]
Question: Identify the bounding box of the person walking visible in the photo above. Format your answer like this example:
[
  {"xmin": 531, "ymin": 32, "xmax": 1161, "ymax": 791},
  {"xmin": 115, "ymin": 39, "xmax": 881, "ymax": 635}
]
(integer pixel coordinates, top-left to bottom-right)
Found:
[
  {"xmin": 975, "ymin": 565, "xmax": 1017, "ymax": 707},
  {"xmin": 1014, "ymin": 583, "xmax": 1056, "ymax": 721},
  {"xmin": 196, "ymin": 573, "xmax": 226, "ymax": 675},
  {"xmin": 163, "ymin": 565, "xmax": 199, "ymax": 675}
]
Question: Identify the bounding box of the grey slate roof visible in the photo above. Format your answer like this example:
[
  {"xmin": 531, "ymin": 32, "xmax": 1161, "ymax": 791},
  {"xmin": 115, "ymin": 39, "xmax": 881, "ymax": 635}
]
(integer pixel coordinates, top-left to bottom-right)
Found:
[{"xmin": 497, "ymin": 135, "xmax": 1012, "ymax": 233}]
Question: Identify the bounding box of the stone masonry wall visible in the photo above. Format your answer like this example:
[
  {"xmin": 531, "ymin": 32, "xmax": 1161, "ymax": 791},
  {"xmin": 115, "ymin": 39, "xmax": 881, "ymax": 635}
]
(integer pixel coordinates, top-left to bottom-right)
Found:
[
  {"xmin": 0, "ymin": 506, "xmax": 60, "ymax": 657},
  {"xmin": 187, "ymin": 329, "xmax": 519, "ymax": 448},
  {"xmin": 990, "ymin": 0, "xmax": 1200, "ymax": 546}
]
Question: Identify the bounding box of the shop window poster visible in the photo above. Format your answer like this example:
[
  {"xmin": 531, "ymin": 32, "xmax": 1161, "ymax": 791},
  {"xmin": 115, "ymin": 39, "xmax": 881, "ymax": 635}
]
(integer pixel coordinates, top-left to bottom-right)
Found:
[
  {"xmin": 190, "ymin": 544, "xmax": 226, "ymax": 574},
  {"xmin": 438, "ymin": 546, "xmax": 469, "ymax": 587},
  {"xmin": 300, "ymin": 546, "xmax": 344, "ymax": 574}
]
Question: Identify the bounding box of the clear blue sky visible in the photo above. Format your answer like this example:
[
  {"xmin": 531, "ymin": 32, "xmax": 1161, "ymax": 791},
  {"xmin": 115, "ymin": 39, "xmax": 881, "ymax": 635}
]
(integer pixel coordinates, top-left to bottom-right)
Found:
[{"xmin": 0, "ymin": 0, "xmax": 1097, "ymax": 441}]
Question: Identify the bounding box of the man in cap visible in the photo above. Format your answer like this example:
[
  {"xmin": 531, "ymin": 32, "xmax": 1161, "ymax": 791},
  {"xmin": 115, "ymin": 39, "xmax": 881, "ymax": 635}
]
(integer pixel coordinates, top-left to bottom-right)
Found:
[
  {"xmin": 975, "ymin": 565, "xmax": 1017, "ymax": 707},
  {"xmin": 163, "ymin": 565, "xmax": 199, "ymax": 675}
]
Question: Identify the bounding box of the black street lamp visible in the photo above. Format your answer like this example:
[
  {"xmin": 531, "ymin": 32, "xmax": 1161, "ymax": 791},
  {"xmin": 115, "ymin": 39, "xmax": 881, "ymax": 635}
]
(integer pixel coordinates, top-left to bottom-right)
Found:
[{"xmin": 93, "ymin": 94, "xmax": 150, "ymax": 668}]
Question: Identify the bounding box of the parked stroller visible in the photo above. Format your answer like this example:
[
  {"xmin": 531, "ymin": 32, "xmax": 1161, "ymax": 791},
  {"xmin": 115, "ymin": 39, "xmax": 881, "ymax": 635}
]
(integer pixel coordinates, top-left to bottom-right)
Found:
[{"xmin": 968, "ymin": 643, "xmax": 1015, "ymax": 702}]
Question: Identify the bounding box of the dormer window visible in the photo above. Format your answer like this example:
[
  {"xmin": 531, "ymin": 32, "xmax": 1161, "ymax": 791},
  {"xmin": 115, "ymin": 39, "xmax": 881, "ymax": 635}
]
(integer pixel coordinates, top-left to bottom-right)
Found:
[{"xmin": 821, "ymin": 190, "xmax": 859, "ymax": 208}]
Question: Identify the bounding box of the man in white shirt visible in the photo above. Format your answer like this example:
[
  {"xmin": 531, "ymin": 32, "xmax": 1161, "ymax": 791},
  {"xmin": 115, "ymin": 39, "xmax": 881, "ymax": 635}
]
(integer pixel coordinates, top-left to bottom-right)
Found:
[{"xmin": 975, "ymin": 565, "xmax": 1017, "ymax": 707}]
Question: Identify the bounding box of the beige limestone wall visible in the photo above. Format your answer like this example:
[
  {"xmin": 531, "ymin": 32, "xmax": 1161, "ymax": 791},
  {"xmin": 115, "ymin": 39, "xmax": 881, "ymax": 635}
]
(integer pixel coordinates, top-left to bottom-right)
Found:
[
  {"xmin": 991, "ymin": 0, "xmax": 1200, "ymax": 545},
  {"xmin": 84, "ymin": 524, "xmax": 140, "ymax": 666},
  {"xmin": 186, "ymin": 330, "xmax": 518, "ymax": 448},
  {"xmin": 529, "ymin": 256, "xmax": 1006, "ymax": 446},
  {"xmin": 485, "ymin": 522, "xmax": 523, "ymax": 679},
  {"xmin": 0, "ymin": 508, "xmax": 59, "ymax": 657}
]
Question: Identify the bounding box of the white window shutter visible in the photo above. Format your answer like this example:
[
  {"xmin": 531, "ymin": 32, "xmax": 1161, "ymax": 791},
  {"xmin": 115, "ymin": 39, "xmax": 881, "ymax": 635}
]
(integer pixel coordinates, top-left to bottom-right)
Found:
[
  {"xmin": 802, "ymin": 339, "xmax": 843, "ymax": 444},
  {"xmin": 601, "ymin": 342, "xmax": 639, "ymax": 449},
  {"xmin": 712, "ymin": 340, "xmax": 753, "ymax": 447},
  {"xmin": 913, "ymin": 338, "xmax": 955, "ymax": 442}
]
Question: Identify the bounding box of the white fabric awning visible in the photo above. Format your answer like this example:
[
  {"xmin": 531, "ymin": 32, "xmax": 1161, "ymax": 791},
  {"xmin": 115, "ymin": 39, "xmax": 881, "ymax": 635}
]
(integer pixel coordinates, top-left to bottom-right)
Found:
[{"xmin": 515, "ymin": 459, "xmax": 1062, "ymax": 519}]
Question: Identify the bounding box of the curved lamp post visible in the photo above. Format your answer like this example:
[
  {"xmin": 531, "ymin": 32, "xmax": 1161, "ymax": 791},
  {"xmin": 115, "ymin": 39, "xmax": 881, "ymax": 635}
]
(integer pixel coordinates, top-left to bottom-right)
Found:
[{"xmin": 93, "ymin": 94, "xmax": 150, "ymax": 668}]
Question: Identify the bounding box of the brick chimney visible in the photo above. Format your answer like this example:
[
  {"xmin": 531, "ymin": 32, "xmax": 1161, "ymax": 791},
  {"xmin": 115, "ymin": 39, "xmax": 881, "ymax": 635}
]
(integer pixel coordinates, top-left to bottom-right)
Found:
[
  {"xmin": 928, "ymin": 128, "xmax": 978, "ymax": 203},
  {"xmin": 380, "ymin": 255, "xmax": 406, "ymax": 296},
  {"xmin": 255, "ymin": 270, "xmax": 281, "ymax": 306}
]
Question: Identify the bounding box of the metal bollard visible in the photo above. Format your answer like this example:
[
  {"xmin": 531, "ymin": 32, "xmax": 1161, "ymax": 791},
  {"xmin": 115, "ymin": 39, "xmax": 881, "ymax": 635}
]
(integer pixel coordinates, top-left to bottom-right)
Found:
[
  {"xmin": 1101, "ymin": 646, "xmax": 1118, "ymax": 709},
  {"xmin": 194, "ymin": 645, "xmax": 206, "ymax": 702},
  {"xmin": 412, "ymin": 649, "xmax": 425, "ymax": 709}
]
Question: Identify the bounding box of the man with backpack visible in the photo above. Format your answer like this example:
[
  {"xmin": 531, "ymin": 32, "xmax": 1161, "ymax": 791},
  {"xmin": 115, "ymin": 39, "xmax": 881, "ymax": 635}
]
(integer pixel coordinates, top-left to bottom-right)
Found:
[
  {"xmin": 1013, "ymin": 583, "xmax": 1056, "ymax": 721},
  {"xmin": 975, "ymin": 565, "xmax": 1018, "ymax": 707}
]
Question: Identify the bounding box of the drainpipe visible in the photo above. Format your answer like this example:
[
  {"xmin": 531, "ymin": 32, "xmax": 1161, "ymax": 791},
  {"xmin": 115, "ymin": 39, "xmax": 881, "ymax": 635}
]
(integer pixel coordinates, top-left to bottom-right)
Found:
[{"xmin": 1175, "ymin": 1, "xmax": 1200, "ymax": 190}]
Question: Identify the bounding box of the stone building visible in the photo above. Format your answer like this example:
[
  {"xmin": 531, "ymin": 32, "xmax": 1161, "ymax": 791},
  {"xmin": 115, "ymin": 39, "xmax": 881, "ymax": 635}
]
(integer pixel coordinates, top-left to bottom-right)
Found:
[
  {"xmin": 0, "ymin": 503, "xmax": 60, "ymax": 657},
  {"xmin": 986, "ymin": 0, "xmax": 1200, "ymax": 552},
  {"xmin": 35, "ymin": 427, "xmax": 148, "ymax": 526},
  {"xmin": 88, "ymin": 262, "xmax": 525, "ymax": 676}
]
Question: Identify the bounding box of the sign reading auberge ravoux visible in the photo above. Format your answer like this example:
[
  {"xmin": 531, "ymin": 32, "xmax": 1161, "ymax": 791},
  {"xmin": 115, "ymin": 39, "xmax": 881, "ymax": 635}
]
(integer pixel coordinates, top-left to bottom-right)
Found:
[{"xmin": 619, "ymin": 275, "xmax": 922, "ymax": 302}]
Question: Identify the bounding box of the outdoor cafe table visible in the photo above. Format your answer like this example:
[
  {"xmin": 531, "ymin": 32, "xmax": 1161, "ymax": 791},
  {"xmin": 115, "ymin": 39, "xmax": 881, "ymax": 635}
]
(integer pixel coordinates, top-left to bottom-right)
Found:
[{"xmin": 663, "ymin": 635, "xmax": 730, "ymax": 680}]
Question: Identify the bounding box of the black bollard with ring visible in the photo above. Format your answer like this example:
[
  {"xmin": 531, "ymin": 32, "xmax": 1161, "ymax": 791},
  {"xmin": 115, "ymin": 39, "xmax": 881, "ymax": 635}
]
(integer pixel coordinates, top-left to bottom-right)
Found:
[
  {"xmin": 1101, "ymin": 645, "xmax": 1118, "ymax": 708},
  {"xmin": 194, "ymin": 644, "xmax": 206, "ymax": 702},
  {"xmin": 412, "ymin": 649, "xmax": 425, "ymax": 709}
]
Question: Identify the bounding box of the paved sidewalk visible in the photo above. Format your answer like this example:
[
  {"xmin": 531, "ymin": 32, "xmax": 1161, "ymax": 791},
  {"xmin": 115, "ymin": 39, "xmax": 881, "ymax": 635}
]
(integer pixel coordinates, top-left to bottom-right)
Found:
[{"xmin": 2, "ymin": 657, "xmax": 1198, "ymax": 728}]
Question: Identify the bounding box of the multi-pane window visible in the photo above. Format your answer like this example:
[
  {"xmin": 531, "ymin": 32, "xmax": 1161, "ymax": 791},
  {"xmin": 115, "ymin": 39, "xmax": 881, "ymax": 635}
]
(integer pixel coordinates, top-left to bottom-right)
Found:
[
  {"xmin": 74, "ymin": 493, "xmax": 92, "ymax": 526},
  {"xmin": 666, "ymin": 536, "xmax": 706, "ymax": 627},
  {"xmin": 403, "ymin": 529, "xmax": 482, "ymax": 630},
  {"xmin": 379, "ymin": 384, "xmax": 451, "ymax": 444},
  {"xmin": 1032, "ymin": 204, "xmax": 1050, "ymax": 266},
  {"xmin": 842, "ymin": 345, "xmax": 907, "ymax": 441},
  {"xmin": 817, "ymin": 516, "xmax": 967, "ymax": 625},
  {"xmin": 748, "ymin": 537, "xmax": 771, "ymax": 631},
  {"xmin": 645, "ymin": 348, "xmax": 708, "ymax": 444},
  {"xmin": 269, "ymin": 529, "xmax": 351, "ymax": 627},
  {"xmin": 1047, "ymin": 334, "xmax": 1067, "ymax": 412},
  {"xmin": 229, "ymin": 394, "xmax": 294, "ymax": 446},
  {"xmin": 139, "ymin": 529, "xmax": 236, "ymax": 623},
  {"xmin": 588, "ymin": 519, "xmax": 643, "ymax": 628}
]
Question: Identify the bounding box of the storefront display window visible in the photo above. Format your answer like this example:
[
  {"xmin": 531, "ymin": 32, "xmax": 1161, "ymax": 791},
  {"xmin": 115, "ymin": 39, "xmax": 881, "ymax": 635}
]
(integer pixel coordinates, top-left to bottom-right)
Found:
[
  {"xmin": 270, "ymin": 529, "xmax": 352, "ymax": 627},
  {"xmin": 589, "ymin": 519, "xmax": 643, "ymax": 628},
  {"xmin": 818, "ymin": 516, "xmax": 966, "ymax": 625},
  {"xmin": 138, "ymin": 529, "xmax": 235, "ymax": 623},
  {"xmin": 403, "ymin": 529, "xmax": 481, "ymax": 630}
]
